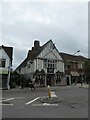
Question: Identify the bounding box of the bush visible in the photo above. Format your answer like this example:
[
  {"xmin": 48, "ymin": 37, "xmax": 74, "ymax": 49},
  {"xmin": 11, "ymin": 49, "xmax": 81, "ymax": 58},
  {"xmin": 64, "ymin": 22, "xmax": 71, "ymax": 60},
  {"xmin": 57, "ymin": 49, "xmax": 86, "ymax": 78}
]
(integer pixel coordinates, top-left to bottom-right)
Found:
[
  {"xmin": 11, "ymin": 82, "xmax": 16, "ymax": 88},
  {"xmin": 10, "ymin": 71, "xmax": 20, "ymax": 86}
]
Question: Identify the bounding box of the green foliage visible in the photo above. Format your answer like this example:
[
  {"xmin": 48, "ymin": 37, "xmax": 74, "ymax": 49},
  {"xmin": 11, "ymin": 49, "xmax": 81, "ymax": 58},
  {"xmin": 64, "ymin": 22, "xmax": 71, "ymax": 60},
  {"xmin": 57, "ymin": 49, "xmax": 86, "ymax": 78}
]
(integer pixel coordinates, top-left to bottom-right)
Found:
[
  {"xmin": 10, "ymin": 71, "xmax": 29, "ymax": 88},
  {"xmin": 11, "ymin": 82, "xmax": 17, "ymax": 88},
  {"xmin": 10, "ymin": 71, "xmax": 20, "ymax": 88},
  {"xmin": 84, "ymin": 60, "xmax": 90, "ymax": 84}
]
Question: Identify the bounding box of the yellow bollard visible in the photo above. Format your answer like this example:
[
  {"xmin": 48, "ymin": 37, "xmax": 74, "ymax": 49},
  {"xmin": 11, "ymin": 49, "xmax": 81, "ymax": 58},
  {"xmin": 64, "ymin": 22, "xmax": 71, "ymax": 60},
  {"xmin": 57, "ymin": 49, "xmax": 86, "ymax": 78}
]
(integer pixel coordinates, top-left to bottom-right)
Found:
[{"xmin": 47, "ymin": 85, "xmax": 51, "ymax": 99}]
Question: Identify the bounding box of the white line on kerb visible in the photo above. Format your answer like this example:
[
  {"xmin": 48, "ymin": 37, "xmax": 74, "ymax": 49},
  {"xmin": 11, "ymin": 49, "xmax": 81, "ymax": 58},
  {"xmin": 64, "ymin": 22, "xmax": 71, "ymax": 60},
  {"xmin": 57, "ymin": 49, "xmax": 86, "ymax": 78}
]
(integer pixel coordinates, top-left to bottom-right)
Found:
[
  {"xmin": 0, "ymin": 104, "xmax": 13, "ymax": 106},
  {"xmin": 25, "ymin": 97, "xmax": 40, "ymax": 105}
]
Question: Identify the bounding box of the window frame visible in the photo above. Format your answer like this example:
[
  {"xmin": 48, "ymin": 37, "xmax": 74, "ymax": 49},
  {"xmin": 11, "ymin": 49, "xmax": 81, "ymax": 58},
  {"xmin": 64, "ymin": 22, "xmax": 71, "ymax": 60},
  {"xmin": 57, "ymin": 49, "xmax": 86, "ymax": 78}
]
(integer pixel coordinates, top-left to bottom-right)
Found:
[{"xmin": 0, "ymin": 59, "xmax": 6, "ymax": 67}]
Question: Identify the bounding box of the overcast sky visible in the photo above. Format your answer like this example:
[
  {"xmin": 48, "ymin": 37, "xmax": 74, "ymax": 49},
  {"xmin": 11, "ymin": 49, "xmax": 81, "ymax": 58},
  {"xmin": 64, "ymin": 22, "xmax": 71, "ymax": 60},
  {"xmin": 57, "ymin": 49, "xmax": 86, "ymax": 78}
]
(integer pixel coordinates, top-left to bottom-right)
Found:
[{"xmin": 0, "ymin": 0, "xmax": 88, "ymax": 69}]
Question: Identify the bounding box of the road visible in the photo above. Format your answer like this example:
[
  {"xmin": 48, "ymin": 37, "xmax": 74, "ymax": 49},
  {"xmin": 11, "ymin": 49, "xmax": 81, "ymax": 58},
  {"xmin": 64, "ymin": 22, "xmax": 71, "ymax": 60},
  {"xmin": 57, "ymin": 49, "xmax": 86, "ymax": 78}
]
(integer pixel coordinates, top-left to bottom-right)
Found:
[{"xmin": 1, "ymin": 85, "xmax": 88, "ymax": 119}]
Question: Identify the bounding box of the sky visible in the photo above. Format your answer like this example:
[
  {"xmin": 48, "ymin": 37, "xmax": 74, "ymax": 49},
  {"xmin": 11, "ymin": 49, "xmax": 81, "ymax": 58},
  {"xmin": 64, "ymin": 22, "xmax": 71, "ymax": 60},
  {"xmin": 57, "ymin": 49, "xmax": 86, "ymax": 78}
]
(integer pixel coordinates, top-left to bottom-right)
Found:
[{"xmin": 0, "ymin": 0, "xmax": 89, "ymax": 70}]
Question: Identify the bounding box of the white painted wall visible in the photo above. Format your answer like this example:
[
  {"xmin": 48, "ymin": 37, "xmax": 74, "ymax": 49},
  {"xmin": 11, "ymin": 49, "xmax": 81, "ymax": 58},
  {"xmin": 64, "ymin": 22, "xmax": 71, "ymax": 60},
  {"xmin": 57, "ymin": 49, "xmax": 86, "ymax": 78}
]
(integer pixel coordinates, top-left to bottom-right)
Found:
[
  {"xmin": 38, "ymin": 41, "xmax": 63, "ymax": 61},
  {"xmin": 0, "ymin": 48, "xmax": 10, "ymax": 73},
  {"xmin": 57, "ymin": 61, "xmax": 64, "ymax": 72}
]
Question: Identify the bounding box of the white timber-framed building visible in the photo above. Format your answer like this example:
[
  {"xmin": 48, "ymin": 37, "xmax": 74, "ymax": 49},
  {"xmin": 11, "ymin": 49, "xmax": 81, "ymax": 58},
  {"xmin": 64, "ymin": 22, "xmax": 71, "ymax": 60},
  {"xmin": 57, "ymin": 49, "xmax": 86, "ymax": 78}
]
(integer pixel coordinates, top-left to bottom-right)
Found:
[{"xmin": 16, "ymin": 40, "xmax": 66, "ymax": 86}]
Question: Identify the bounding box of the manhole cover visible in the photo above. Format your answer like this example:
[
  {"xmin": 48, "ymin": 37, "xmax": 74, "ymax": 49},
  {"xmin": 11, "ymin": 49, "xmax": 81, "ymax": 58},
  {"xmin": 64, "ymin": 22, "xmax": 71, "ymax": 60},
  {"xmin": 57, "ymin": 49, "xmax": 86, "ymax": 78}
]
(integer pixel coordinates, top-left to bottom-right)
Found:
[{"xmin": 69, "ymin": 103, "xmax": 84, "ymax": 109}]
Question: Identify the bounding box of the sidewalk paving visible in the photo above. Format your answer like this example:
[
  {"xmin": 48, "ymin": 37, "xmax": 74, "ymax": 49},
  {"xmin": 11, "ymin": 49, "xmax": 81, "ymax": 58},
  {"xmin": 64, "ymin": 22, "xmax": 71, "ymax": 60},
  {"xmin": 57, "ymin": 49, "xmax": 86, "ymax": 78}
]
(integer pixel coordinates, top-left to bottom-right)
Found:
[
  {"xmin": 75, "ymin": 83, "xmax": 89, "ymax": 88},
  {"xmin": 0, "ymin": 83, "xmax": 89, "ymax": 91}
]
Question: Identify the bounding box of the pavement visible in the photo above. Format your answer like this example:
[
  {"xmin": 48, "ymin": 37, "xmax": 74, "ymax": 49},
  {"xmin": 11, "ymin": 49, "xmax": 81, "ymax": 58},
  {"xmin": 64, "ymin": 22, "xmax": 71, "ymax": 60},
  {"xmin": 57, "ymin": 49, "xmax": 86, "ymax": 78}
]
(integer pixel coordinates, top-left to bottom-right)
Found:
[
  {"xmin": 0, "ymin": 83, "xmax": 89, "ymax": 91},
  {"xmin": 72, "ymin": 83, "xmax": 89, "ymax": 88}
]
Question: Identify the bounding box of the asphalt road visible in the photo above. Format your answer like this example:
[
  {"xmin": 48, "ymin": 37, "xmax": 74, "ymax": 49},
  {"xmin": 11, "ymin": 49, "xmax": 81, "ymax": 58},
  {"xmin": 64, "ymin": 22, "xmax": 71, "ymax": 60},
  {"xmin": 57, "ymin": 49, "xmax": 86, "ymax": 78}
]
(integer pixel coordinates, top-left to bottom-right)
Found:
[{"xmin": 1, "ymin": 85, "xmax": 88, "ymax": 118}]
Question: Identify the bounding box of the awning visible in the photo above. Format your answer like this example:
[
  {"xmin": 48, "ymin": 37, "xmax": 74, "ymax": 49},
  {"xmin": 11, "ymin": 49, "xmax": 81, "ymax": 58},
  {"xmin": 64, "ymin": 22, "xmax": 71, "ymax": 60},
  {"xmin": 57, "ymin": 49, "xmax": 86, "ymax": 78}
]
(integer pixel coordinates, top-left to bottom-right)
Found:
[
  {"xmin": 71, "ymin": 71, "xmax": 79, "ymax": 76},
  {"xmin": 0, "ymin": 68, "xmax": 8, "ymax": 74}
]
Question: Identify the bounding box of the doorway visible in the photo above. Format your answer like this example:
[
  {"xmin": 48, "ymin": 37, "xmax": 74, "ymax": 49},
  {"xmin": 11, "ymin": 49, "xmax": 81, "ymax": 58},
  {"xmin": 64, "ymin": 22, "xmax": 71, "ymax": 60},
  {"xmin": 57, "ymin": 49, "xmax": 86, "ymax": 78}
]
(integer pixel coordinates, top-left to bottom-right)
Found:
[
  {"xmin": 67, "ymin": 77, "xmax": 70, "ymax": 85},
  {"xmin": 47, "ymin": 75, "xmax": 51, "ymax": 86}
]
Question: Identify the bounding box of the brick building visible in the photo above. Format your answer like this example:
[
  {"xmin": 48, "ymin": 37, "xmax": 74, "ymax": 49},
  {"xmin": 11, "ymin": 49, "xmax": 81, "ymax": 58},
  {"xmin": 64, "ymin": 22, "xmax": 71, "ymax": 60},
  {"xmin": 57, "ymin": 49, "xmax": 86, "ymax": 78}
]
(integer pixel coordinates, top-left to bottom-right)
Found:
[{"xmin": 60, "ymin": 52, "xmax": 87, "ymax": 85}]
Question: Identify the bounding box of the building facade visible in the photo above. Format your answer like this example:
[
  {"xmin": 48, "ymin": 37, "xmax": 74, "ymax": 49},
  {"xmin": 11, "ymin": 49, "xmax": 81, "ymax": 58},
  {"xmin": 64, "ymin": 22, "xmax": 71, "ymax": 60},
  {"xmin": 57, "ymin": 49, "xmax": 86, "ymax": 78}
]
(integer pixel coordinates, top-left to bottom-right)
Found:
[
  {"xmin": 60, "ymin": 52, "xmax": 87, "ymax": 85},
  {"xmin": 16, "ymin": 40, "xmax": 66, "ymax": 86},
  {"xmin": 0, "ymin": 45, "xmax": 13, "ymax": 89}
]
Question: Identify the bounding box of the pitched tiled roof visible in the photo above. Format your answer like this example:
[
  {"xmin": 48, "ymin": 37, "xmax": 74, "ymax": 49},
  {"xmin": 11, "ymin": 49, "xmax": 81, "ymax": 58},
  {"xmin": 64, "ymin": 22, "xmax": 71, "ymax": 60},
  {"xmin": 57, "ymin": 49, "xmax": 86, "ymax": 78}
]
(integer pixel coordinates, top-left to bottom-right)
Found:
[{"xmin": 60, "ymin": 52, "xmax": 87, "ymax": 62}]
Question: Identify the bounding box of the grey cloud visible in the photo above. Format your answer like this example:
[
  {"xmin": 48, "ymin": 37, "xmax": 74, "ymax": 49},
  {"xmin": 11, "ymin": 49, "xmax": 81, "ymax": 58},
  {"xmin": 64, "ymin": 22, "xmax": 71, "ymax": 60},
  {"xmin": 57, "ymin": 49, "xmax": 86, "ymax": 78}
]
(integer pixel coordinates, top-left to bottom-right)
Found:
[{"xmin": 1, "ymin": 2, "xmax": 88, "ymax": 69}]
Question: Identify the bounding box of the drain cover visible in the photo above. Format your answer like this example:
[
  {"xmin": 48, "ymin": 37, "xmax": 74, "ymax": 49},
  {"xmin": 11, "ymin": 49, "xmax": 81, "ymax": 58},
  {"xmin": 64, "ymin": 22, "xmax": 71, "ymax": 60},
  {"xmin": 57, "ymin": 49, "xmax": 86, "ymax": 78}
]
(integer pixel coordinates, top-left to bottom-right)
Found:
[{"xmin": 69, "ymin": 103, "xmax": 84, "ymax": 109}]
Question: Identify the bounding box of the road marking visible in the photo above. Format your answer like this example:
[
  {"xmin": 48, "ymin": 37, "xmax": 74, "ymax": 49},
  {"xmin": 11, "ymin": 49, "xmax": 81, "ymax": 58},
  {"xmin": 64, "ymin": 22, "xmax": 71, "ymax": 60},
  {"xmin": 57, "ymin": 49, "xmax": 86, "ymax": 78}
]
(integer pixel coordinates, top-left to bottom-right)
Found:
[
  {"xmin": 33, "ymin": 103, "xmax": 59, "ymax": 106},
  {"xmin": 0, "ymin": 98, "xmax": 14, "ymax": 103},
  {"xmin": 0, "ymin": 98, "xmax": 14, "ymax": 106},
  {"xmin": 51, "ymin": 91, "xmax": 57, "ymax": 97},
  {"xmin": 25, "ymin": 97, "xmax": 40, "ymax": 105}
]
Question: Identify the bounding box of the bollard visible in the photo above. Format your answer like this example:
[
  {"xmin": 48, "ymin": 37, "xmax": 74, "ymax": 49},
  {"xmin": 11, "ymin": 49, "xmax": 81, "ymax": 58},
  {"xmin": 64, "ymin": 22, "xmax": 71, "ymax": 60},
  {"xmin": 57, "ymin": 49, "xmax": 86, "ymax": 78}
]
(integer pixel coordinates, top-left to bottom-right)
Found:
[{"xmin": 47, "ymin": 85, "xmax": 51, "ymax": 99}]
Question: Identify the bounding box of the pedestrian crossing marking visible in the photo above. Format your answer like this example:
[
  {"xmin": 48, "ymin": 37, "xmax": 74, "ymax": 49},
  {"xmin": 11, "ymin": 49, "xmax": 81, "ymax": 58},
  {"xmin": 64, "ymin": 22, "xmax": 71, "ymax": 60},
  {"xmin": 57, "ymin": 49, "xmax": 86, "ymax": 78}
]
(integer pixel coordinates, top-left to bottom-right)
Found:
[
  {"xmin": 25, "ymin": 97, "xmax": 40, "ymax": 105},
  {"xmin": 51, "ymin": 91, "xmax": 57, "ymax": 97},
  {"xmin": 0, "ymin": 98, "xmax": 14, "ymax": 105},
  {"xmin": 33, "ymin": 103, "xmax": 59, "ymax": 106}
]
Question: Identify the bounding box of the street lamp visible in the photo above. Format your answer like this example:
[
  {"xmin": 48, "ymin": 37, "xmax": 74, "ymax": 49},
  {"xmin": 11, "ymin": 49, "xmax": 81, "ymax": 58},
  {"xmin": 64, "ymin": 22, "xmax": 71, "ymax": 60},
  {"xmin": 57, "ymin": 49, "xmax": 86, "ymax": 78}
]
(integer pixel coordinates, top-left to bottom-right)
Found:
[
  {"xmin": 73, "ymin": 50, "xmax": 80, "ymax": 85},
  {"xmin": 7, "ymin": 66, "xmax": 11, "ymax": 89},
  {"xmin": 73, "ymin": 50, "xmax": 80, "ymax": 56}
]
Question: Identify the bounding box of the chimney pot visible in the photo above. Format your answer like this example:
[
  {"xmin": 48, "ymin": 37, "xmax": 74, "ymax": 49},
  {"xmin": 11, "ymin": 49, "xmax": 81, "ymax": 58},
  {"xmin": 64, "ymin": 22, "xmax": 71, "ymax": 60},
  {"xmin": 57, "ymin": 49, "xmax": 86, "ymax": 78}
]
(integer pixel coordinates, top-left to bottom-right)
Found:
[{"xmin": 34, "ymin": 40, "xmax": 40, "ymax": 47}]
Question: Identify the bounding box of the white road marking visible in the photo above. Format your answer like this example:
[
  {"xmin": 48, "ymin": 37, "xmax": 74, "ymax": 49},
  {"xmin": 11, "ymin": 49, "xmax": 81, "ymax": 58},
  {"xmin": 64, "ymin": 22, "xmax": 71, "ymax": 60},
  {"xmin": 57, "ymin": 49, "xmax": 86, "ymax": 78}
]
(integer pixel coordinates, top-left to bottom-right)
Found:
[
  {"xmin": 0, "ymin": 98, "xmax": 14, "ymax": 103},
  {"xmin": 25, "ymin": 97, "xmax": 40, "ymax": 105},
  {"xmin": 33, "ymin": 103, "xmax": 59, "ymax": 106},
  {"xmin": 43, "ymin": 103, "xmax": 58, "ymax": 106},
  {"xmin": 51, "ymin": 91, "xmax": 57, "ymax": 97},
  {"xmin": 0, "ymin": 98, "xmax": 14, "ymax": 105}
]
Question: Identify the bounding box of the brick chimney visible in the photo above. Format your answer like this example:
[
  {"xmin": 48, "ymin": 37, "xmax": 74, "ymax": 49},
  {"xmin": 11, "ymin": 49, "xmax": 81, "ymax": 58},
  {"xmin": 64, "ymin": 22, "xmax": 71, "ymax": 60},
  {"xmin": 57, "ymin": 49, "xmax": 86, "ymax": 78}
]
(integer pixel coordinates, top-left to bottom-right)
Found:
[
  {"xmin": 32, "ymin": 40, "xmax": 40, "ymax": 52},
  {"xmin": 34, "ymin": 40, "xmax": 40, "ymax": 51},
  {"xmin": 27, "ymin": 40, "xmax": 40, "ymax": 61}
]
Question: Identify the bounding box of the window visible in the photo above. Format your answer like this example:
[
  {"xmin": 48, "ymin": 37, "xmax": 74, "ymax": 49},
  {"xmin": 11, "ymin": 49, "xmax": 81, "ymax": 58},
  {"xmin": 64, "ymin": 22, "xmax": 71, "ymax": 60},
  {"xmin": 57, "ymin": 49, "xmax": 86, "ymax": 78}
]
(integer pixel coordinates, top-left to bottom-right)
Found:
[
  {"xmin": 44, "ymin": 59, "xmax": 56, "ymax": 73},
  {"xmin": 47, "ymin": 60, "xmax": 56, "ymax": 69},
  {"xmin": 0, "ymin": 59, "xmax": 6, "ymax": 67},
  {"xmin": 44, "ymin": 59, "xmax": 56, "ymax": 69},
  {"xmin": 78, "ymin": 63, "xmax": 83, "ymax": 69}
]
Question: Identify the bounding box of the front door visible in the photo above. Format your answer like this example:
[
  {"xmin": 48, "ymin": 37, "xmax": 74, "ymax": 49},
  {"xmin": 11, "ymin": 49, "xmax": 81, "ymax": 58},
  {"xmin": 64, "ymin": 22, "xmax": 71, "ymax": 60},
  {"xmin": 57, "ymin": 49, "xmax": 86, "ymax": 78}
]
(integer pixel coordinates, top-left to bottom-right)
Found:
[
  {"xmin": 47, "ymin": 75, "xmax": 51, "ymax": 86},
  {"xmin": 67, "ymin": 77, "xmax": 70, "ymax": 85}
]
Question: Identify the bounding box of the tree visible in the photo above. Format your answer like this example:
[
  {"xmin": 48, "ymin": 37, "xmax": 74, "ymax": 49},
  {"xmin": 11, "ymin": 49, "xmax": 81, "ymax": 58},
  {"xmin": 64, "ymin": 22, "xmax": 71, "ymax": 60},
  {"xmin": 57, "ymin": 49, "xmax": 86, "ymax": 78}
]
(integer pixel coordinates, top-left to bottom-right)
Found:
[
  {"xmin": 10, "ymin": 71, "xmax": 20, "ymax": 88},
  {"xmin": 84, "ymin": 59, "xmax": 90, "ymax": 85}
]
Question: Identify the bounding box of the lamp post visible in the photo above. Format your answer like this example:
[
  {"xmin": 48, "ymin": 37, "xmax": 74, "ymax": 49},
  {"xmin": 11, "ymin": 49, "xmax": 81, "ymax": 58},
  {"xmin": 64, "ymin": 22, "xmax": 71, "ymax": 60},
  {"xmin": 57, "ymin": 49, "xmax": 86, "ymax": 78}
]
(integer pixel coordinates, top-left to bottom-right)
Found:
[
  {"xmin": 7, "ymin": 66, "xmax": 11, "ymax": 89},
  {"xmin": 73, "ymin": 50, "xmax": 80, "ymax": 56},
  {"xmin": 73, "ymin": 50, "xmax": 80, "ymax": 85}
]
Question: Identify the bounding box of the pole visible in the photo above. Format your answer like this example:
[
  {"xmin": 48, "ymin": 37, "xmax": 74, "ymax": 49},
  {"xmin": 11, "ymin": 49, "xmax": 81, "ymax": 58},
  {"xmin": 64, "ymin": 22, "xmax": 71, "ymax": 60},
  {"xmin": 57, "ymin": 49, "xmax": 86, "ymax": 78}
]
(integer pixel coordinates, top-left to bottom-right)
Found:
[
  {"xmin": 7, "ymin": 66, "xmax": 10, "ymax": 89},
  {"xmin": 47, "ymin": 85, "xmax": 51, "ymax": 99},
  {"xmin": 73, "ymin": 50, "xmax": 80, "ymax": 85}
]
